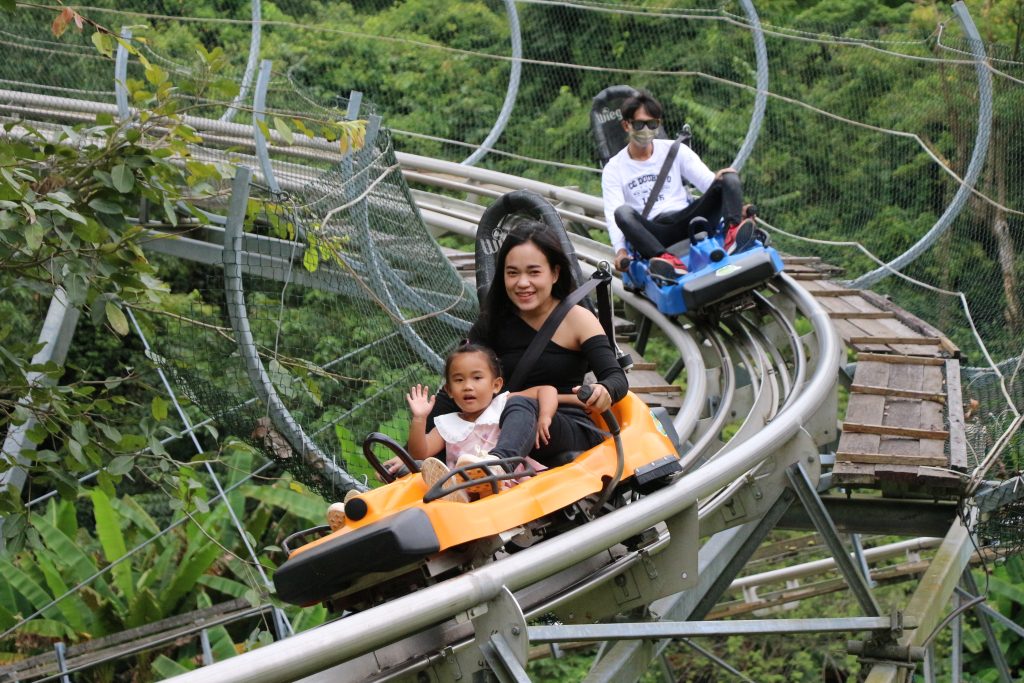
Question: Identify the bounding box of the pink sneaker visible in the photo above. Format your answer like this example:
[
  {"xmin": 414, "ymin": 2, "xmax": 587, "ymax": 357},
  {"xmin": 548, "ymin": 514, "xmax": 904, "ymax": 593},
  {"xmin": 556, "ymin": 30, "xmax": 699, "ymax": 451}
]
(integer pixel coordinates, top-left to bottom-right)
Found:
[
  {"xmin": 454, "ymin": 452, "xmax": 509, "ymax": 497},
  {"xmin": 326, "ymin": 489, "xmax": 361, "ymax": 531},
  {"xmin": 420, "ymin": 457, "xmax": 470, "ymax": 503}
]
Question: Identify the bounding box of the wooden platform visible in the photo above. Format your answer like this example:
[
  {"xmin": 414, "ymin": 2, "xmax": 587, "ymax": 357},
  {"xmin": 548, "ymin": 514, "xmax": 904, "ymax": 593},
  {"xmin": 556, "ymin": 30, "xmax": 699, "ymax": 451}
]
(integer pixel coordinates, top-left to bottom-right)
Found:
[
  {"xmin": 617, "ymin": 341, "xmax": 684, "ymax": 413},
  {"xmin": 792, "ymin": 264, "xmax": 968, "ymax": 498},
  {"xmin": 800, "ymin": 279, "xmax": 958, "ymax": 358}
]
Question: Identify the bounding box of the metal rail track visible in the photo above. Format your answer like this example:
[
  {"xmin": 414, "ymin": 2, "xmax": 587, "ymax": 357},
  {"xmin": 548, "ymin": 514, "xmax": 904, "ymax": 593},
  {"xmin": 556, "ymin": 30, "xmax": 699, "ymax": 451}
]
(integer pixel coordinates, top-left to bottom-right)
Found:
[{"xmin": 0, "ymin": 92, "xmax": 845, "ymax": 681}]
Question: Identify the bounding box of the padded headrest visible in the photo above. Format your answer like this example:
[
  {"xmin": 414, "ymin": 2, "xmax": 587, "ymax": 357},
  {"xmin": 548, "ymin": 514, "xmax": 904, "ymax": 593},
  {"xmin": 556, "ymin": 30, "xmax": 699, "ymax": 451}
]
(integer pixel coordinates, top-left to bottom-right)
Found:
[
  {"xmin": 474, "ymin": 190, "xmax": 591, "ymax": 312},
  {"xmin": 590, "ymin": 85, "xmax": 668, "ymax": 166}
]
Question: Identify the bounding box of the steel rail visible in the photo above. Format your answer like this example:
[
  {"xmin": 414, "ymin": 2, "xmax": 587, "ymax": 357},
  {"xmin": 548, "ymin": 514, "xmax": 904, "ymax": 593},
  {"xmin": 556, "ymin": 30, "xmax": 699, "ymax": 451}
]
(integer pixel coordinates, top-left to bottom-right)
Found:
[
  {"xmin": 1, "ymin": 87, "xmax": 842, "ymax": 681},
  {"xmin": 166, "ymin": 275, "xmax": 840, "ymax": 683}
]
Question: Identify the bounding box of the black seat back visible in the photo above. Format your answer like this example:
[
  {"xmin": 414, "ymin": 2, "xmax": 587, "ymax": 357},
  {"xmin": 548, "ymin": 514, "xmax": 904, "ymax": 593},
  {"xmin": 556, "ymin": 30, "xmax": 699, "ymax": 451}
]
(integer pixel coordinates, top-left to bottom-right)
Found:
[
  {"xmin": 590, "ymin": 85, "xmax": 669, "ymax": 167},
  {"xmin": 475, "ymin": 190, "xmax": 593, "ymax": 313}
]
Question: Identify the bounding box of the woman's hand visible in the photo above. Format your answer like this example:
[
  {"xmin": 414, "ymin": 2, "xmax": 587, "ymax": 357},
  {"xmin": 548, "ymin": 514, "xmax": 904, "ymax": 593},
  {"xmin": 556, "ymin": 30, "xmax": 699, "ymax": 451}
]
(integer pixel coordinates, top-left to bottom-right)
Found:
[
  {"xmin": 405, "ymin": 384, "xmax": 436, "ymax": 419},
  {"xmin": 535, "ymin": 414, "xmax": 552, "ymax": 449},
  {"xmin": 574, "ymin": 383, "xmax": 611, "ymax": 413}
]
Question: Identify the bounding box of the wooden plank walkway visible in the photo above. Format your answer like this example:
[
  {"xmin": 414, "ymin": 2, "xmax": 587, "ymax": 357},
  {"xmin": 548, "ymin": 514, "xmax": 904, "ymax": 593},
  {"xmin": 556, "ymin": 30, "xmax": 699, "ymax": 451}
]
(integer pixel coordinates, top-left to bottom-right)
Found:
[{"xmin": 791, "ymin": 260, "xmax": 968, "ymax": 498}]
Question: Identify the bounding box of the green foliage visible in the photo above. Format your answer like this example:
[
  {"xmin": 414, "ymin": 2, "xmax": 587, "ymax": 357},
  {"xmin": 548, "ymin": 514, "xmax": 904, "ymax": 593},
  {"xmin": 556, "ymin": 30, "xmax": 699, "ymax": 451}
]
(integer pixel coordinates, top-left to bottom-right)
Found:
[
  {"xmin": 954, "ymin": 559, "xmax": 1024, "ymax": 681},
  {"xmin": 0, "ymin": 27, "xmax": 236, "ymax": 544},
  {"xmin": 0, "ymin": 442, "xmax": 332, "ymax": 676}
]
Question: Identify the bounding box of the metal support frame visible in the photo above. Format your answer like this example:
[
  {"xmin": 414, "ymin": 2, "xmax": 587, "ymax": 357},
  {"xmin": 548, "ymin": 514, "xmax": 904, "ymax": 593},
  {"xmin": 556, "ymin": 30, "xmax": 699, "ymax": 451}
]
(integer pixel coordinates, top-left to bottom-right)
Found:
[
  {"xmin": 778, "ymin": 495, "xmax": 958, "ymax": 537},
  {"xmin": 688, "ymin": 491, "xmax": 795, "ymax": 621},
  {"xmin": 532, "ymin": 615, "xmax": 914, "ymax": 641},
  {"xmin": 470, "ymin": 587, "xmax": 530, "ymax": 683},
  {"xmin": 700, "ymin": 430, "xmax": 818, "ymax": 537},
  {"xmin": 461, "ymin": 0, "xmax": 521, "ymax": 167},
  {"xmin": 550, "ymin": 505, "xmax": 699, "ymax": 624},
  {"xmin": 850, "ymin": 533, "xmax": 877, "ymax": 589},
  {"xmin": 851, "ymin": 0, "xmax": 992, "ymax": 288},
  {"xmin": 864, "ymin": 519, "xmax": 973, "ymax": 682},
  {"xmin": 221, "ymin": 167, "xmax": 360, "ymax": 493},
  {"xmin": 581, "ymin": 492, "xmax": 793, "ymax": 683},
  {"xmin": 0, "ymin": 288, "xmax": 81, "ymax": 547},
  {"xmin": 786, "ymin": 461, "xmax": 882, "ymax": 617}
]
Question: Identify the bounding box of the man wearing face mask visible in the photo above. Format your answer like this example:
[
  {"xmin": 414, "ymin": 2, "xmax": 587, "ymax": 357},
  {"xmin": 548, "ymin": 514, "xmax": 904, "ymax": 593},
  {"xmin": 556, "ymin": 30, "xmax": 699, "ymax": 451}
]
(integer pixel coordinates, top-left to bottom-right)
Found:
[{"xmin": 601, "ymin": 90, "xmax": 751, "ymax": 279}]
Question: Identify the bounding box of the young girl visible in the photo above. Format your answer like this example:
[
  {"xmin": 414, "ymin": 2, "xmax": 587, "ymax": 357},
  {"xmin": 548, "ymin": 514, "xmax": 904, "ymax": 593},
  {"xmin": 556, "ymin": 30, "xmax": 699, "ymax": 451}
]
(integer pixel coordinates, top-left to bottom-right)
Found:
[
  {"xmin": 407, "ymin": 343, "xmax": 557, "ymax": 503},
  {"xmin": 327, "ymin": 344, "xmax": 556, "ymax": 527}
]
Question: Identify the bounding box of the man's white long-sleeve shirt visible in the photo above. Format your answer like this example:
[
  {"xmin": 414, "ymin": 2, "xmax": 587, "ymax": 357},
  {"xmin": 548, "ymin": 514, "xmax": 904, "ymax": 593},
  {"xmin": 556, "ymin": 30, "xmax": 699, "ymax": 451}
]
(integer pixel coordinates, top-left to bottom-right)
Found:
[{"xmin": 601, "ymin": 139, "xmax": 716, "ymax": 254}]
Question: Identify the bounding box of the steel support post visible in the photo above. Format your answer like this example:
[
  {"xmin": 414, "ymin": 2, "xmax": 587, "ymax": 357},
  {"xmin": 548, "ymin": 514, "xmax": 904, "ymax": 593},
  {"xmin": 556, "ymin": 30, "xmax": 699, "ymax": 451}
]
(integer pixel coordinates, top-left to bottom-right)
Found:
[
  {"xmin": 951, "ymin": 592, "xmax": 962, "ymax": 683},
  {"xmin": 54, "ymin": 641, "xmax": 71, "ymax": 683},
  {"xmin": 200, "ymin": 629, "xmax": 214, "ymax": 666},
  {"xmin": 657, "ymin": 652, "xmax": 673, "ymax": 682},
  {"xmin": 634, "ymin": 315, "xmax": 652, "ymax": 356},
  {"xmin": 665, "ymin": 357, "xmax": 685, "ymax": 384},
  {"xmin": 864, "ymin": 519, "xmax": 973, "ymax": 683},
  {"xmin": 470, "ymin": 587, "xmax": 530, "ymax": 683},
  {"xmin": 960, "ymin": 570, "xmax": 1013, "ymax": 683},
  {"xmin": 786, "ymin": 462, "xmax": 881, "ymax": 617},
  {"xmin": 923, "ymin": 644, "xmax": 935, "ymax": 683},
  {"xmin": 851, "ymin": 533, "xmax": 877, "ymax": 588},
  {"xmin": 0, "ymin": 288, "xmax": 81, "ymax": 547},
  {"xmin": 582, "ymin": 492, "xmax": 793, "ymax": 683}
]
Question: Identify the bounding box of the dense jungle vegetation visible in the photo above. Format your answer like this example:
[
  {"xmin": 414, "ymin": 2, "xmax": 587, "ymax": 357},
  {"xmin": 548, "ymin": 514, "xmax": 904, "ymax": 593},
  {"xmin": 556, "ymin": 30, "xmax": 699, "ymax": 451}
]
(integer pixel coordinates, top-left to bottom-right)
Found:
[{"xmin": 0, "ymin": 0, "xmax": 1021, "ymax": 680}]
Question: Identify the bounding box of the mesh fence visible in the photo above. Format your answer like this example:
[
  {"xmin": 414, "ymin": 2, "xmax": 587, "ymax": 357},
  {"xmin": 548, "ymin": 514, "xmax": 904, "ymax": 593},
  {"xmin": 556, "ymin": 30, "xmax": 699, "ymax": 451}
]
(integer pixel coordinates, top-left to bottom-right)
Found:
[
  {"xmin": 0, "ymin": 1, "xmax": 1021, "ymax": 504},
  {"xmin": 141, "ymin": 127, "xmax": 475, "ymax": 499}
]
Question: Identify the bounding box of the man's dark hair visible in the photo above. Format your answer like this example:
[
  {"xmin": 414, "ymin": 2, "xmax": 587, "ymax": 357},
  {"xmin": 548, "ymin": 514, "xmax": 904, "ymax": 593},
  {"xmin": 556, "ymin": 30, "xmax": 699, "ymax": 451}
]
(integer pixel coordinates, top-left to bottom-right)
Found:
[{"xmin": 621, "ymin": 90, "xmax": 664, "ymax": 121}]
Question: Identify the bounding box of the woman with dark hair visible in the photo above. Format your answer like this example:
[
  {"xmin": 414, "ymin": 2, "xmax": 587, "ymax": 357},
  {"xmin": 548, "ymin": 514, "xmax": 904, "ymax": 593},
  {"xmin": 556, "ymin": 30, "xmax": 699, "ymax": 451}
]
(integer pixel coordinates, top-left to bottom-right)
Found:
[{"xmin": 447, "ymin": 219, "xmax": 629, "ymax": 478}]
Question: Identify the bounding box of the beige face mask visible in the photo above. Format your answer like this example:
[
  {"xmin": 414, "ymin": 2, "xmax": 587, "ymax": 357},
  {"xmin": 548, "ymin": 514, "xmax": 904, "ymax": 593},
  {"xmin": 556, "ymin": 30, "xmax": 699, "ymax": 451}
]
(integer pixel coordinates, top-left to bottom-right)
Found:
[{"xmin": 628, "ymin": 128, "xmax": 657, "ymax": 146}]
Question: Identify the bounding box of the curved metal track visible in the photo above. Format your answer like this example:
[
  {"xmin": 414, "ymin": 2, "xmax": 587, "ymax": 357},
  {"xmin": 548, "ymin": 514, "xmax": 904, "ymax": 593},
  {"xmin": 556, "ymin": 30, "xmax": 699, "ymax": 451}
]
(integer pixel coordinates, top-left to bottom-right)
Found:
[
  {"xmin": 2, "ymin": 92, "xmax": 845, "ymax": 682},
  {"xmin": 160, "ymin": 147, "xmax": 841, "ymax": 680}
]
